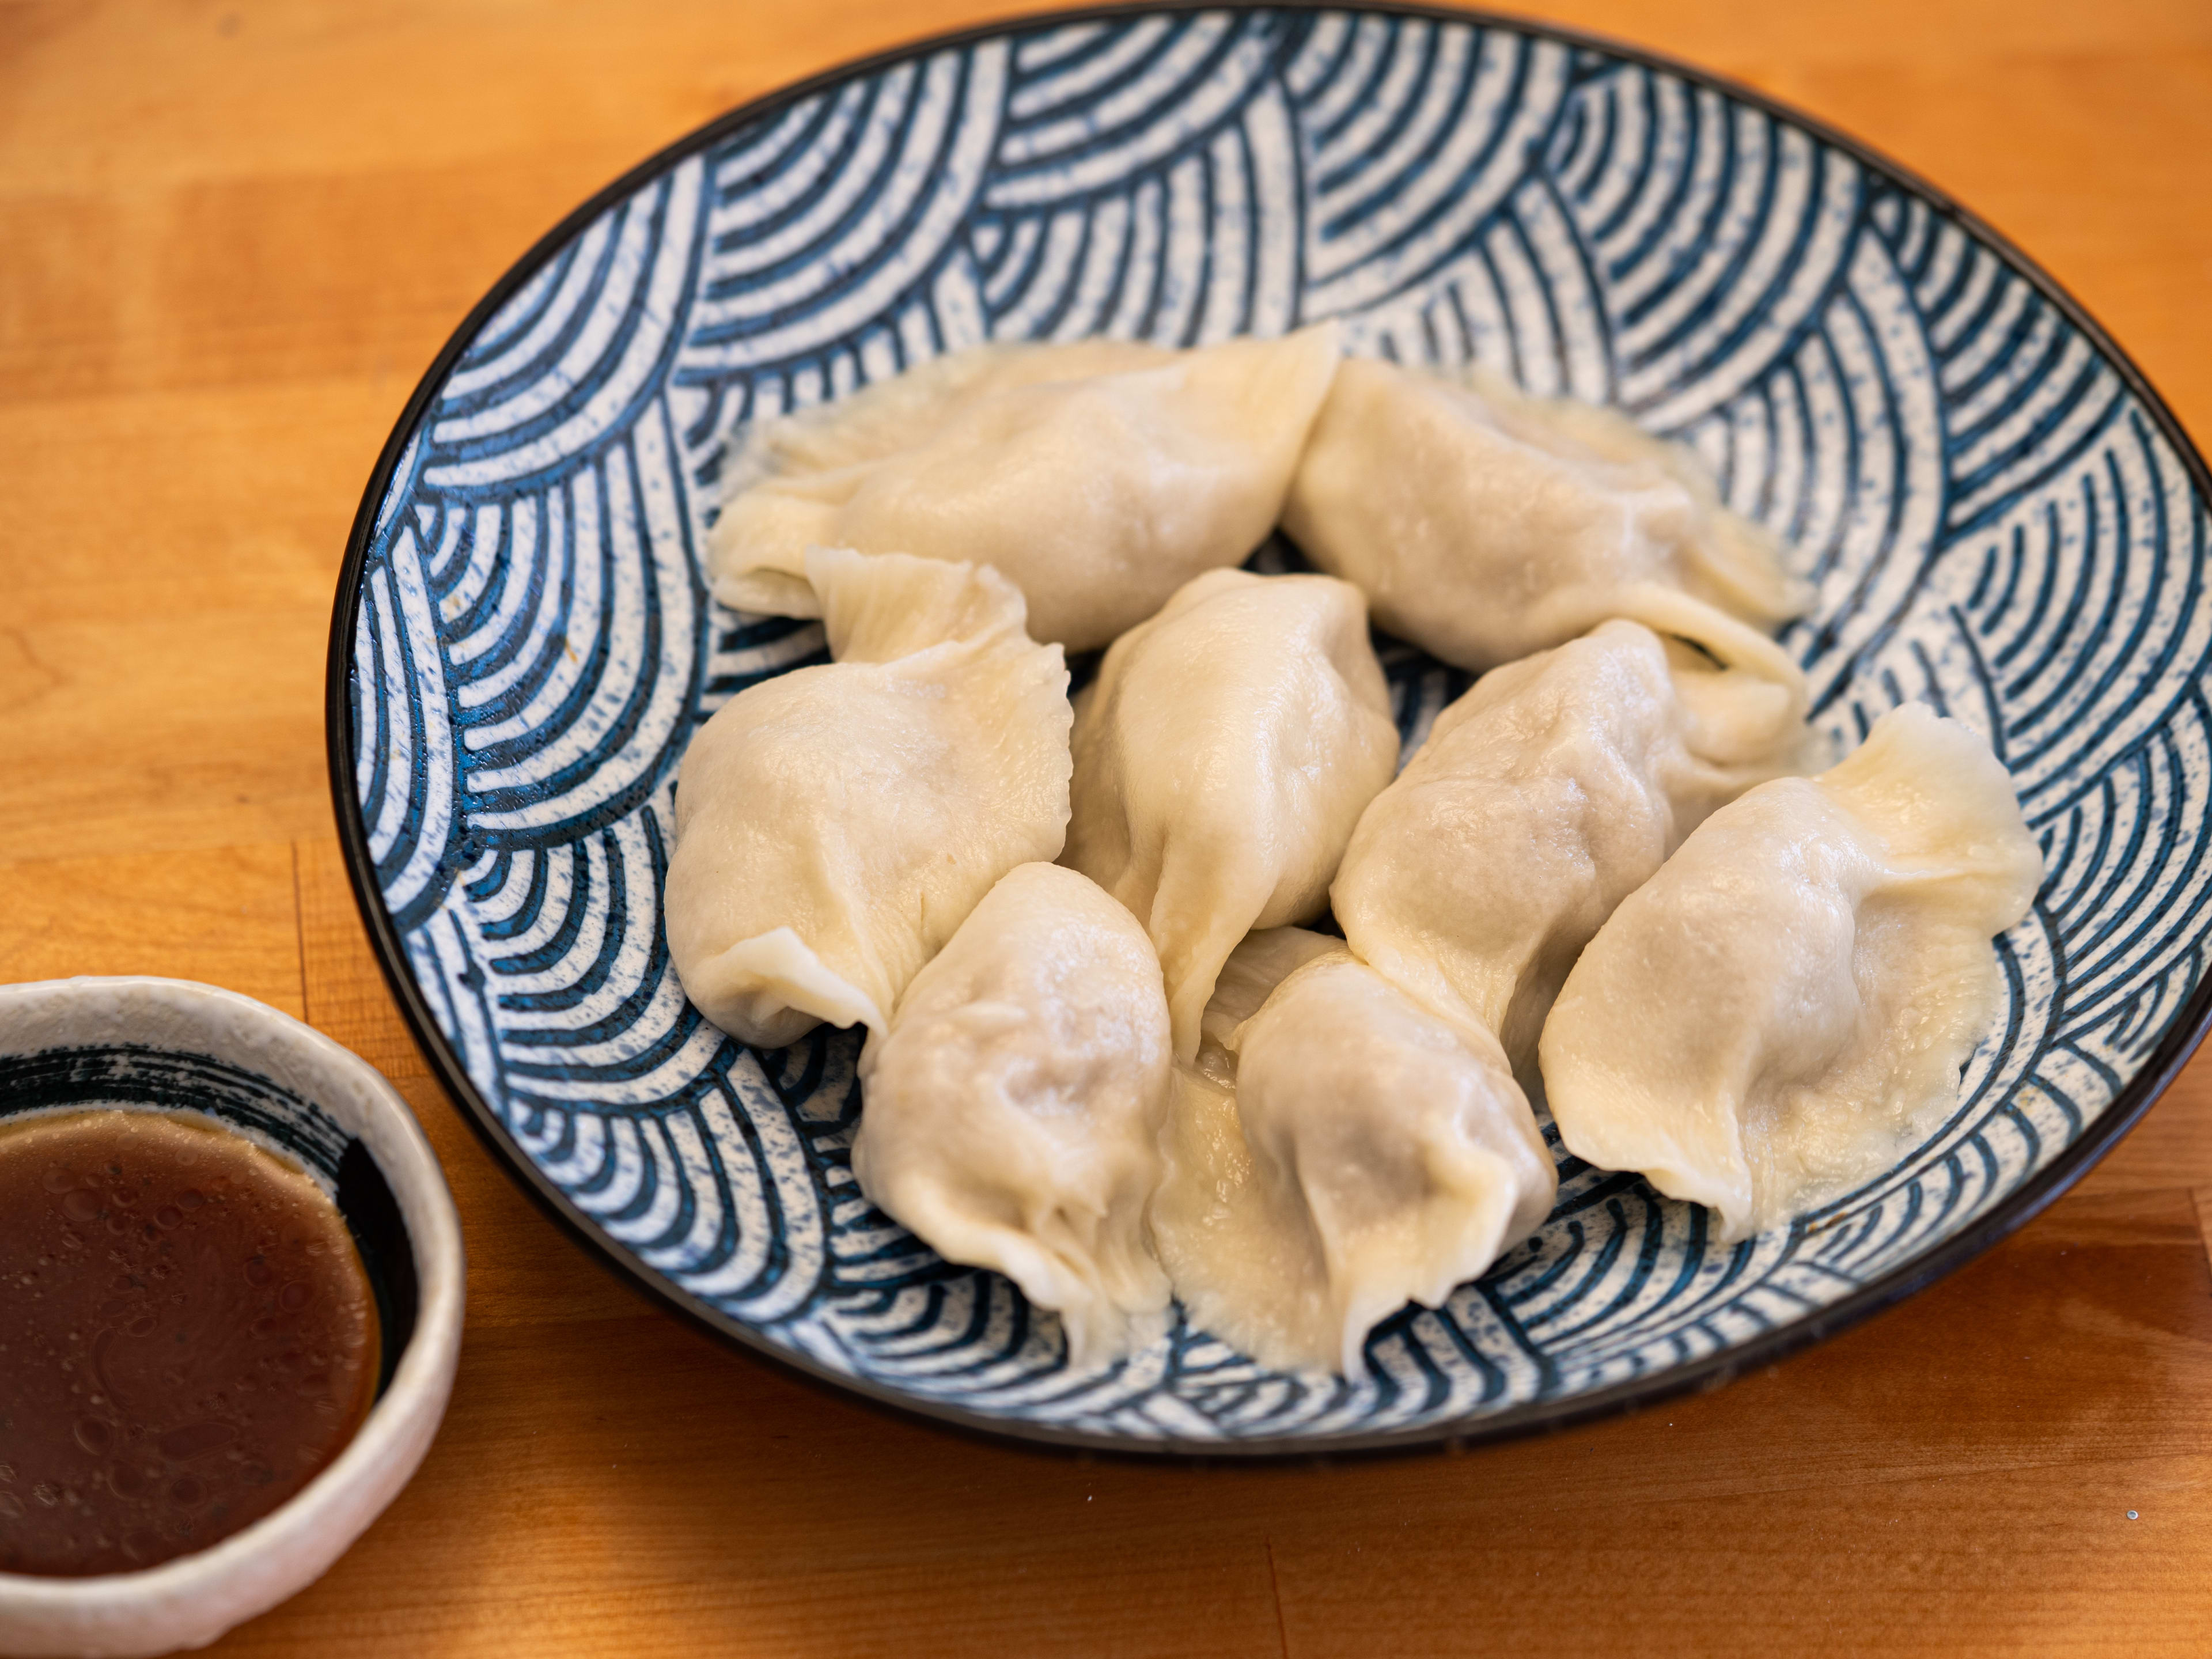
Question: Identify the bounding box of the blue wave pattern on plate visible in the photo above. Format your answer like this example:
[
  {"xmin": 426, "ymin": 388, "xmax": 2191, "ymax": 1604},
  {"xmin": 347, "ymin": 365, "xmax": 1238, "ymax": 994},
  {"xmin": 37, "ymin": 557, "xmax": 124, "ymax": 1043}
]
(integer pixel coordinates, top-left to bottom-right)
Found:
[{"xmin": 347, "ymin": 9, "xmax": 2212, "ymax": 1441}]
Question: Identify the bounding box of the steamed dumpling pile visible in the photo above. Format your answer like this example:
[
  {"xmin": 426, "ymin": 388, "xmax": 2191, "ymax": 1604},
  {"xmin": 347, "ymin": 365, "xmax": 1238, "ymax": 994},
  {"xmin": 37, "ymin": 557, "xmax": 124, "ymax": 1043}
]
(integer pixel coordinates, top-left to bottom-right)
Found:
[
  {"xmin": 1152, "ymin": 617, "xmax": 1801, "ymax": 1375},
  {"xmin": 663, "ymin": 334, "xmax": 2040, "ymax": 1381}
]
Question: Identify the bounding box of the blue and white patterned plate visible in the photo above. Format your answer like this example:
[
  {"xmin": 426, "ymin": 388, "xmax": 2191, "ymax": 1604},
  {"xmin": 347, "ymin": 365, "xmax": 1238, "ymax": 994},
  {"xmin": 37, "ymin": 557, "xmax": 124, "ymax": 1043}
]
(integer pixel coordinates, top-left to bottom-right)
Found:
[{"xmin": 329, "ymin": 4, "xmax": 2212, "ymax": 1453}]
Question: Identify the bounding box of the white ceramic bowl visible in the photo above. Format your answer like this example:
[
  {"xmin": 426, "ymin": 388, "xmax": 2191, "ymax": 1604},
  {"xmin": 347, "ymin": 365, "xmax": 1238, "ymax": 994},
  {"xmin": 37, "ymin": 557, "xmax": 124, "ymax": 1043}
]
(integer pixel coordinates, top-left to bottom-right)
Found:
[{"xmin": 0, "ymin": 978, "xmax": 465, "ymax": 1658}]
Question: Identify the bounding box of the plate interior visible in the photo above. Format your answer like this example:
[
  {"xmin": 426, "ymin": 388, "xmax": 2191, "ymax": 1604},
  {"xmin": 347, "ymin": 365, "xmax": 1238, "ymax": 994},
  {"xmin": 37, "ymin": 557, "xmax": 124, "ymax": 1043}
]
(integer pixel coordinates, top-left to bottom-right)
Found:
[{"xmin": 339, "ymin": 6, "xmax": 2212, "ymax": 1447}]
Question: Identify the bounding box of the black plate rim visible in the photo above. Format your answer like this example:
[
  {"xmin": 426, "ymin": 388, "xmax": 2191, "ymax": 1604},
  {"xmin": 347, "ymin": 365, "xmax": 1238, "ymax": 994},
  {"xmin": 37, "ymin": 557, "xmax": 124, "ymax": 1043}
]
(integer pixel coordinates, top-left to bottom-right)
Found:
[{"xmin": 324, "ymin": 0, "xmax": 2212, "ymax": 1462}]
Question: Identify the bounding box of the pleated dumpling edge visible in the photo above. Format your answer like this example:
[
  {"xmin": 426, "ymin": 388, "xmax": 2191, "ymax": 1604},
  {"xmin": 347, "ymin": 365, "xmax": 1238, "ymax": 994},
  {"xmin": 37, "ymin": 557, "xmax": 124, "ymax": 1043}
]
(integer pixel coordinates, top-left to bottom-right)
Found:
[
  {"xmin": 709, "ymin": 324, "xmax": 1343, "ymax": 651},
  {"xmin": 664, "ymin": 549, "xmax": 1072, "ymax": 1049}
]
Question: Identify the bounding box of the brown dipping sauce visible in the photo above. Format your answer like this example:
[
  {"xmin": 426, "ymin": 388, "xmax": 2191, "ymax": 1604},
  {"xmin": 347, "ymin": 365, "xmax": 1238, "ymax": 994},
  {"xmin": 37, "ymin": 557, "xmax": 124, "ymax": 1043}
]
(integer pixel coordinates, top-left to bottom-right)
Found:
[{"xmin": 0, "ymin": 1109, "xmax": 380, "ymax": 1577}]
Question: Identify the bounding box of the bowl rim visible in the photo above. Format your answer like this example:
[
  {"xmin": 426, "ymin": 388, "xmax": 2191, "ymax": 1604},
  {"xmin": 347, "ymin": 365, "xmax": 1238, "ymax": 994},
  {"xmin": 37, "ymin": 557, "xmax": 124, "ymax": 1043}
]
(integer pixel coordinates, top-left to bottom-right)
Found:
[
  {"xmin": 323, "ymin": 0, "xmax": 2212, "ymax": 1461},
  {"xmin": 0, "ymin": 976, "xmax": 466, "ymax": 1650}
]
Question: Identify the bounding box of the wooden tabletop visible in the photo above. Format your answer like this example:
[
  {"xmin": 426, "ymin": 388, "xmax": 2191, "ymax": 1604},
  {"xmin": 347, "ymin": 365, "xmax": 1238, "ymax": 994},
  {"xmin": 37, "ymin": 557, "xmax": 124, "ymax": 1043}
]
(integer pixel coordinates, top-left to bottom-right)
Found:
[{"xmin": 7, "ymin": 1, "xmax": 2212, "ymax": 1652}]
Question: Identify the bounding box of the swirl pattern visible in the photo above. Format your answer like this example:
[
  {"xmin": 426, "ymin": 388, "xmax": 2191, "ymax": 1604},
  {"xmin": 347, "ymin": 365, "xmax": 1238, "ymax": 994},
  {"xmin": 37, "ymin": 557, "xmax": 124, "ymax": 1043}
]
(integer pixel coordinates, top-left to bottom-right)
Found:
[{"xmin": 337, "ymin": 6, "xmax": 2212, "ymax": 1448}]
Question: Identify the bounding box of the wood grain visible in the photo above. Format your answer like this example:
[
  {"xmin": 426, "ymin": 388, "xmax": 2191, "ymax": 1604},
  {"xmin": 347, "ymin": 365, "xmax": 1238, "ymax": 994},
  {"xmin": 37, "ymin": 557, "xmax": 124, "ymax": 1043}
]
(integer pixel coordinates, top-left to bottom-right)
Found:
[{"xmin": 4, "ymin": 2, "xmax": 2211, "ymax": 1653}]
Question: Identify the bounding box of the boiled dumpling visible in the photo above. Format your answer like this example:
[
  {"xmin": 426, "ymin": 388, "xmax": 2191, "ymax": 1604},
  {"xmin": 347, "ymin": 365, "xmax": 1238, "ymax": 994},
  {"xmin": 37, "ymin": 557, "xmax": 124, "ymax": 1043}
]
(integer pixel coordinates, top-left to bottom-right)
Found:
[
  {"xmin": 851, "ymin": 862, "xmax": 1172, "ymax": 1368},
  {"xmin": 1283, "ymin": 356, "xmax": 1808, "ymax": 676},
  {"xmin": 1540, "ymin": 702, "xmax": 2043, "ymax": 1242},
  {"xmin": 1150, "ymin": 938, "xmax": 1554, "ymax": 1378},
  {"xmin": 1332, "ymin": 618, "xmax": 1805, "ymax": 1081},
  {"xmin": 711, "ymin": 326, "xmax": 1342, "ymax": 651},
  {"xmin": 664, "ymin": 549, "xmax": 1071, "ymax": 1047},
  {"xmin": 1063, "ymin": 568, "xmax": 1399, "ymax": 1060},
  {"xmin": 1148, "ymin": 928, "xmax": 1340, "ymax": 1343},
  {"xmin": 1231, "ymin": 955, "xmax": 1555, "ymax": 1378}
]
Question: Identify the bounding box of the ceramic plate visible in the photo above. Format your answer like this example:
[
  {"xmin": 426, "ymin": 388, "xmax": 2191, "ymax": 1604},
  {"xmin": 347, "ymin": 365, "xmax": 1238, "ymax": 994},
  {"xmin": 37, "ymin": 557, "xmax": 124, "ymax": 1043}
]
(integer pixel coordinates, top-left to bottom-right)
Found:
[{"xmin": 328, "ymin": 3, "xmax": 2212, "ymax": 1453}]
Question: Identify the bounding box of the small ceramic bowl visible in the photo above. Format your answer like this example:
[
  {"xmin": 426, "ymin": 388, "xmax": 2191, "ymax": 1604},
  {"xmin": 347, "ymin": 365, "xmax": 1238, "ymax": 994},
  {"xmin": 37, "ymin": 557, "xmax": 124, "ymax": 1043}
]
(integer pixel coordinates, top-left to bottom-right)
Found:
[{"xmin": 0, "ymin": 978, "xmax": 465, "ymax": 1659}]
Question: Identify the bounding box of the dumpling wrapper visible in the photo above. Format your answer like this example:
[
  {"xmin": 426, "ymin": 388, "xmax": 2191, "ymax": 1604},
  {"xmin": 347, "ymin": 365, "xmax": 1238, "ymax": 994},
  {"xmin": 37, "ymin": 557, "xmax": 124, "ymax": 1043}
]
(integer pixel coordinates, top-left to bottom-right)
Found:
[
  {"xmin": 1540, "ymin": 702, "xmax": 2043, "ymax": 1242},
  {"xmin": 665, "ymin": 549, "xmax": 1071, "ymax": 1048},
  {"xmin": 1195, "ymin": 925, "xmax": 1342, "ymax": 1063},
  {"xmin": 1333, "ymin": 618, "xmax": 1806, "ymax": 1082},
  {"xmin": 1151, "ymin": 935, "xmax": 1555, "ymax": 1379},
  {"xmin": 851, "ymin": 862, "xmax": 1172, "ymax": 1368},
  {"xmin": 711, "ymin": 326, "xmax": 1342, "ymax": 651},
  {"xmin": 1283, "ymin": 355, "xmax": 1810, "ymax": 678},
  {"xmin": 1063, "ymin": 567, "xmax": 1399, "ymax": 1060},
  {"xmin": 1149, "ymin": 927, "xmax": 1338, "ymax": 1351}
]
